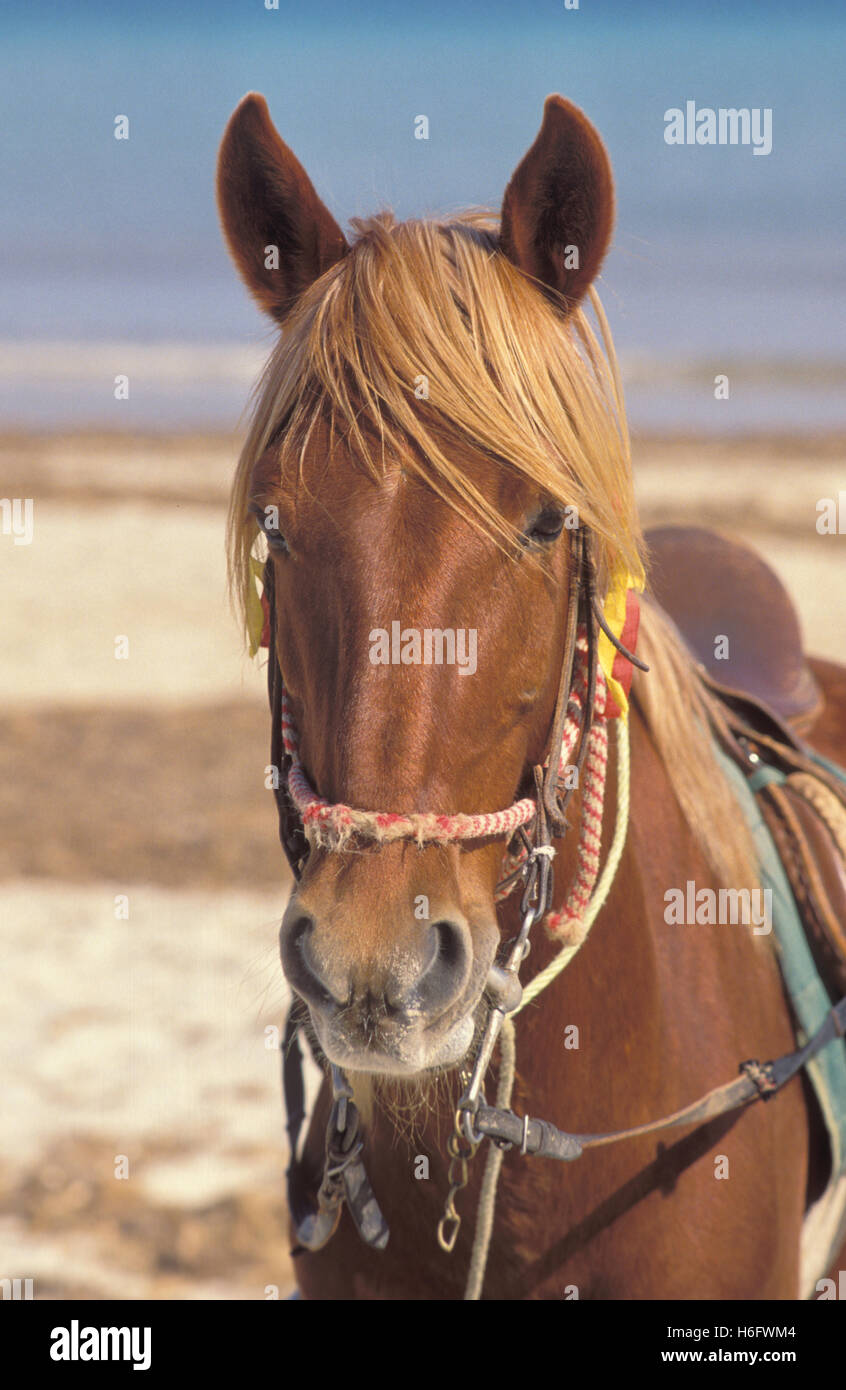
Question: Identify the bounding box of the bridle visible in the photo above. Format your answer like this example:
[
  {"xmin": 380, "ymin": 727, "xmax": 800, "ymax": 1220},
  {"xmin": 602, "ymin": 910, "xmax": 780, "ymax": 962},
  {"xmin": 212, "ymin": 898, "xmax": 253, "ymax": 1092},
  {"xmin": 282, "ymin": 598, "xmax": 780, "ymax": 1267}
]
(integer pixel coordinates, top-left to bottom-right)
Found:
[
  {"xmin": 267, "ymin": 523, "xmax": 635, "ymax": 1252},
  {"xmin": 266, "ymin": 525, "xmax": 602, "ymax": 863},
  {"xmin": 262, "ymin": 524, "xmax": 846, "ymax": 1295}
]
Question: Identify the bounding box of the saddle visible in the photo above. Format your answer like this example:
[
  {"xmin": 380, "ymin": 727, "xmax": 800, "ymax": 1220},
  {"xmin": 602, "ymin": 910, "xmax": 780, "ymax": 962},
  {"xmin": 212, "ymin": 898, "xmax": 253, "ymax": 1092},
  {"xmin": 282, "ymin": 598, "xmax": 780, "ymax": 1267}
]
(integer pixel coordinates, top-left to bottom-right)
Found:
[
  {"xmin": 646, "ymin": 525, "xmax": 822, "ymax": 733},
  {"xmin": 647, "ymin": 525, "xmax": 846, "ymax": 1004}
]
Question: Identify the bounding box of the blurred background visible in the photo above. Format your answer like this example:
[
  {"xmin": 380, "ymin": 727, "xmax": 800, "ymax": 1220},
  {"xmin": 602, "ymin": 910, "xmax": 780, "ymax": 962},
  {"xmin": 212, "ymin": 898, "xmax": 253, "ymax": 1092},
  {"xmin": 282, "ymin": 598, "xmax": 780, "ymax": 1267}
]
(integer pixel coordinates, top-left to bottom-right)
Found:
[{"xmin": 1, "ymin": 0, "xmax": 844, "ymax": 1298}]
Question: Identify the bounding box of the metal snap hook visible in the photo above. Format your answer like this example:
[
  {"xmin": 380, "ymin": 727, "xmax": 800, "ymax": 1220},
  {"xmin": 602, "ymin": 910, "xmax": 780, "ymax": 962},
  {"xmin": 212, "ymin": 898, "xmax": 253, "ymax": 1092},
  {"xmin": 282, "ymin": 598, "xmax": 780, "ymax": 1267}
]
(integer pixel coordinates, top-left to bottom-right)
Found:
[{"xmin": 520, "ymin": 1114, "xmax": 531, "ymax": 1156}]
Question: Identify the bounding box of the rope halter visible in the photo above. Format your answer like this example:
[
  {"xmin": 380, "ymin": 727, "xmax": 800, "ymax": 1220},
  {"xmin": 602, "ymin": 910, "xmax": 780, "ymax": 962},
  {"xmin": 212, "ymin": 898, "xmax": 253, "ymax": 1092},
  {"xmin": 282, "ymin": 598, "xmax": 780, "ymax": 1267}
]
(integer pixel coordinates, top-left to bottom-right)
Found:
[{"xmin": 279, "ymin": 632, "xmax": 611, "ymax": 941}]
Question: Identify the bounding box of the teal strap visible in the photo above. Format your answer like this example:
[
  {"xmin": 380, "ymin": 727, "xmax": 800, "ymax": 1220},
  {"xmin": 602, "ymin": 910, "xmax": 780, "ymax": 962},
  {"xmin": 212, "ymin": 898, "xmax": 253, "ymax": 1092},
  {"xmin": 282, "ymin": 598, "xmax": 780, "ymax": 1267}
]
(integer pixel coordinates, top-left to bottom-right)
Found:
[
  {"xmin": 803, "ymin": 747, "xmax": 846, "ymax": 789},
  {"xmin": 746, "ymin": 762, "xmax": 784, "ymax": 794},
  {"xmin": 712, "ymin": 745, "xmax": 846, "ymax": 1178}
]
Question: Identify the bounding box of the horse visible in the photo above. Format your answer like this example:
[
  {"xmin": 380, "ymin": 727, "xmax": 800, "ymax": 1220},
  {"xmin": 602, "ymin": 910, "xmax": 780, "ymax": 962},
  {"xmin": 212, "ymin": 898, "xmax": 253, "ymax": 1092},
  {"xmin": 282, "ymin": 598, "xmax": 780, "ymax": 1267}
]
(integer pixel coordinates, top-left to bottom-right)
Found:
[{"xmin": 216, "ymin": 92, "xmax": 846, "ymax": 1299}]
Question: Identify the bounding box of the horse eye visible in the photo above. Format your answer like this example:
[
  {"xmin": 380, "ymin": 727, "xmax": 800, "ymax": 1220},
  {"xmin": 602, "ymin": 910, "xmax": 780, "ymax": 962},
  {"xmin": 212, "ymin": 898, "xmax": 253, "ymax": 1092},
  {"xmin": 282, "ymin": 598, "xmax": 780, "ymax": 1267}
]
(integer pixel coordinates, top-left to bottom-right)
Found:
[
  {"xmin": 524, "ymin": 507, "xmax": 565, "ymax": 545},
  {"xmin": 252, "ymin": 508, "xmax": 289, "ymax": 553},
  {"xmin": 264, "ymin": 527, "xmax": 289, "ymax": 553}
]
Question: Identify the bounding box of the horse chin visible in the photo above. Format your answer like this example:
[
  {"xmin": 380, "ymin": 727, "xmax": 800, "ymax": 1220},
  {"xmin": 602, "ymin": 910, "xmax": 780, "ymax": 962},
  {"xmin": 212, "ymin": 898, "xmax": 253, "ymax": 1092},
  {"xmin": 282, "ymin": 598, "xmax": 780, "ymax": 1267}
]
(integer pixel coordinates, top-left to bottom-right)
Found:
[{"xmin": 311, "ymin": 1010, "xmax": 477, "ymax": 1078}]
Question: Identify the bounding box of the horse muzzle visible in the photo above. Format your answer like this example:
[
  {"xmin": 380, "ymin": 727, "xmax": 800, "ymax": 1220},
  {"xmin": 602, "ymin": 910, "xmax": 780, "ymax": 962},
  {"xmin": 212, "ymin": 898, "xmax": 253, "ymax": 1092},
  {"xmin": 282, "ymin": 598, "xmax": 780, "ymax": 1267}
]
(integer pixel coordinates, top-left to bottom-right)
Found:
[{"xmin": 279, "ymin": 896, "xmax": 488, "ymax": 1073}]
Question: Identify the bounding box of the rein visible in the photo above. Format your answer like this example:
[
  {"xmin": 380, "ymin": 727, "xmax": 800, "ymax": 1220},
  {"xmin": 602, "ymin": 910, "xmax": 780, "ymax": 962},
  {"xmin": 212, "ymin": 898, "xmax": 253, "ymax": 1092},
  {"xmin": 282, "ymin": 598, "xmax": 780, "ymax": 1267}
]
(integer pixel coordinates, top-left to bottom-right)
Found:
[{"xmin": 264, "ymin": 527, "xmax": 846, "ymax": 1302}]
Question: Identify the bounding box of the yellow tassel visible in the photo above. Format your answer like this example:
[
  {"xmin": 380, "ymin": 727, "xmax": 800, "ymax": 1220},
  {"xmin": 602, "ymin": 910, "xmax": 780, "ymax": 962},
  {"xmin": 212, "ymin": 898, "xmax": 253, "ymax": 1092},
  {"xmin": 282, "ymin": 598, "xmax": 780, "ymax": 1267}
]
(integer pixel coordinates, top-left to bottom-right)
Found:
[
  {"xmin": 246, "ymin": 556, "xmax": 265, "ymax": 658},
  {"xmin": 597, "ymin": 558, "xmax": 644, "ymax": 719}
]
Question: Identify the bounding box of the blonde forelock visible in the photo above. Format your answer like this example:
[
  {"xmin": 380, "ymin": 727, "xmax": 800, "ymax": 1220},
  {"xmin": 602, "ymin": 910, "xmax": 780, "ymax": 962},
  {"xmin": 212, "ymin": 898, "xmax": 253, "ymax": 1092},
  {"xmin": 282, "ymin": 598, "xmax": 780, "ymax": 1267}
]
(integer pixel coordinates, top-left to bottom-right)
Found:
[{"xmin": 227, "ymin": 209, "xmax": 643, "ymax": 629}]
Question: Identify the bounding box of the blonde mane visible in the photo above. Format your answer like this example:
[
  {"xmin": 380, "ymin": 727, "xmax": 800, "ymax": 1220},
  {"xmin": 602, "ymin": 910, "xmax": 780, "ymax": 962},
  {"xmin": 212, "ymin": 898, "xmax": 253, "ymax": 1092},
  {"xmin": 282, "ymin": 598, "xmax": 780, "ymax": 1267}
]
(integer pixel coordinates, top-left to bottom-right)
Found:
[
  {"xmin": 229, "ymin": 208, "xmax": 758, "ymax": 890},
  {"xmin": 228, "ymin": 210, "xmax": 643, "ymax": 622}
]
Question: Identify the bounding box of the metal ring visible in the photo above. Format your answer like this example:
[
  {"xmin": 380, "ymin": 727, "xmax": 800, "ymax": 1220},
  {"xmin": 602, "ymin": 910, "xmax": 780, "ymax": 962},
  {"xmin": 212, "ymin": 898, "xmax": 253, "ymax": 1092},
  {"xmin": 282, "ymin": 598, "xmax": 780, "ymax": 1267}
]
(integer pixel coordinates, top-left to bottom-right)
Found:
[{"xmin": 461, "ymin": 1107, "xmax": 484, "ymax": 1148}]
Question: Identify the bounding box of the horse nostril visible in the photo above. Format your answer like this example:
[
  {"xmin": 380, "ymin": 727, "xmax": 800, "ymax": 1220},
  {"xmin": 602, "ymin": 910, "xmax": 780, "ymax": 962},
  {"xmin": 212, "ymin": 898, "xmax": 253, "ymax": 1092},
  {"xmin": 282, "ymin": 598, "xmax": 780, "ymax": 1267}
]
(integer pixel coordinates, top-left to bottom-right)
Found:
[
  {"xmin": 431, "ymin": 919, "xmax": 467, "ymax": 973},
  {"xmin": 287, "ymin": 911, "xmax": 312, "ymax": 958},
  {"xmin": 280, "ymin": 908, "xmax": 337, "ymax": 1008},
  {"xmin": 408, "ymin": 917, "xmax": 471, "ymax": 1015}
]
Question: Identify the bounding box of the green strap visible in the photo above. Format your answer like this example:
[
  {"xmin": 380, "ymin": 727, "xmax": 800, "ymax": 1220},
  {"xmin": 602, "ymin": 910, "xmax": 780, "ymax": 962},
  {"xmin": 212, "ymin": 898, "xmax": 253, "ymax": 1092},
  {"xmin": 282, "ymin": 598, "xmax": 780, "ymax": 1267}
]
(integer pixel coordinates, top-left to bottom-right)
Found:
[{"xmin": 713, "ymin": 745, "xmax": 846, "ymax": 1178}]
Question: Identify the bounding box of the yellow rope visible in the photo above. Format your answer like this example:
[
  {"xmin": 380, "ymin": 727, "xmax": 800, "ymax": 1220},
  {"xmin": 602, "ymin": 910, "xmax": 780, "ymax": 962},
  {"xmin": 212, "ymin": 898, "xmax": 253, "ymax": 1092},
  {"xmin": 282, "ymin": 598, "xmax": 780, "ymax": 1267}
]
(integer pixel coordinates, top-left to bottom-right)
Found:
[
  {"xmin": 463, "ymin": 1013, "xmax": 516, "ymax": 1301},
  {"xmin": 463, "ymin": 716, "xmax": 631, "ymax": 1300}
]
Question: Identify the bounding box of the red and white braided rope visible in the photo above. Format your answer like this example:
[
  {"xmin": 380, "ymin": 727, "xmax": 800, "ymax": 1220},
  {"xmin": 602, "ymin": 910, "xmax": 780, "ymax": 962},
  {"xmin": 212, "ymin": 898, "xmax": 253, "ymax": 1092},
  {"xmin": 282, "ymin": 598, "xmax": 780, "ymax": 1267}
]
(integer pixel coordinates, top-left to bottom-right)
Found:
[
  {"xmin": 284, "ymin": 719, "xmax": 537, "ymax": 846},
  {"xmin": 279, "ymin": 636, "xmax": 610, "ymax": 914},
  {"xmin": 491, "ymin": 641, "xmax": 610, "ymax": 942},
  {"xmin": 544, "ymin": 719, "xmax": 608, "ymax": 941}
]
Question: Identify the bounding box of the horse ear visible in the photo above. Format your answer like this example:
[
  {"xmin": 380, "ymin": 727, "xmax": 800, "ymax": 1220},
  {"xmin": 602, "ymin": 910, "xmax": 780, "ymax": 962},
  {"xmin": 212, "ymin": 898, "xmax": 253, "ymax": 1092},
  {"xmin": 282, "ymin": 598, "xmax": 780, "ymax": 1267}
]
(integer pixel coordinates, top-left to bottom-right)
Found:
[
  {"xmin": 500, "ymin": 95, "xmax": 614, "ymax": 313},
  {"xmin": 216, "ymin": 92, "xmax": 348, "ymax": 322}
]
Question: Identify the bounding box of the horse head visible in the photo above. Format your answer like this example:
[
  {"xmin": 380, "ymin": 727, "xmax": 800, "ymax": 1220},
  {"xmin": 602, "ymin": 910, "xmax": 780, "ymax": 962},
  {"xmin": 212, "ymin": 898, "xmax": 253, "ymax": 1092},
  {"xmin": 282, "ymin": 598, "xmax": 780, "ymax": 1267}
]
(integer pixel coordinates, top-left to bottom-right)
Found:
[{"xmin": 217, "ymin": 94, "xmax": 641, "ymax": 1076}]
